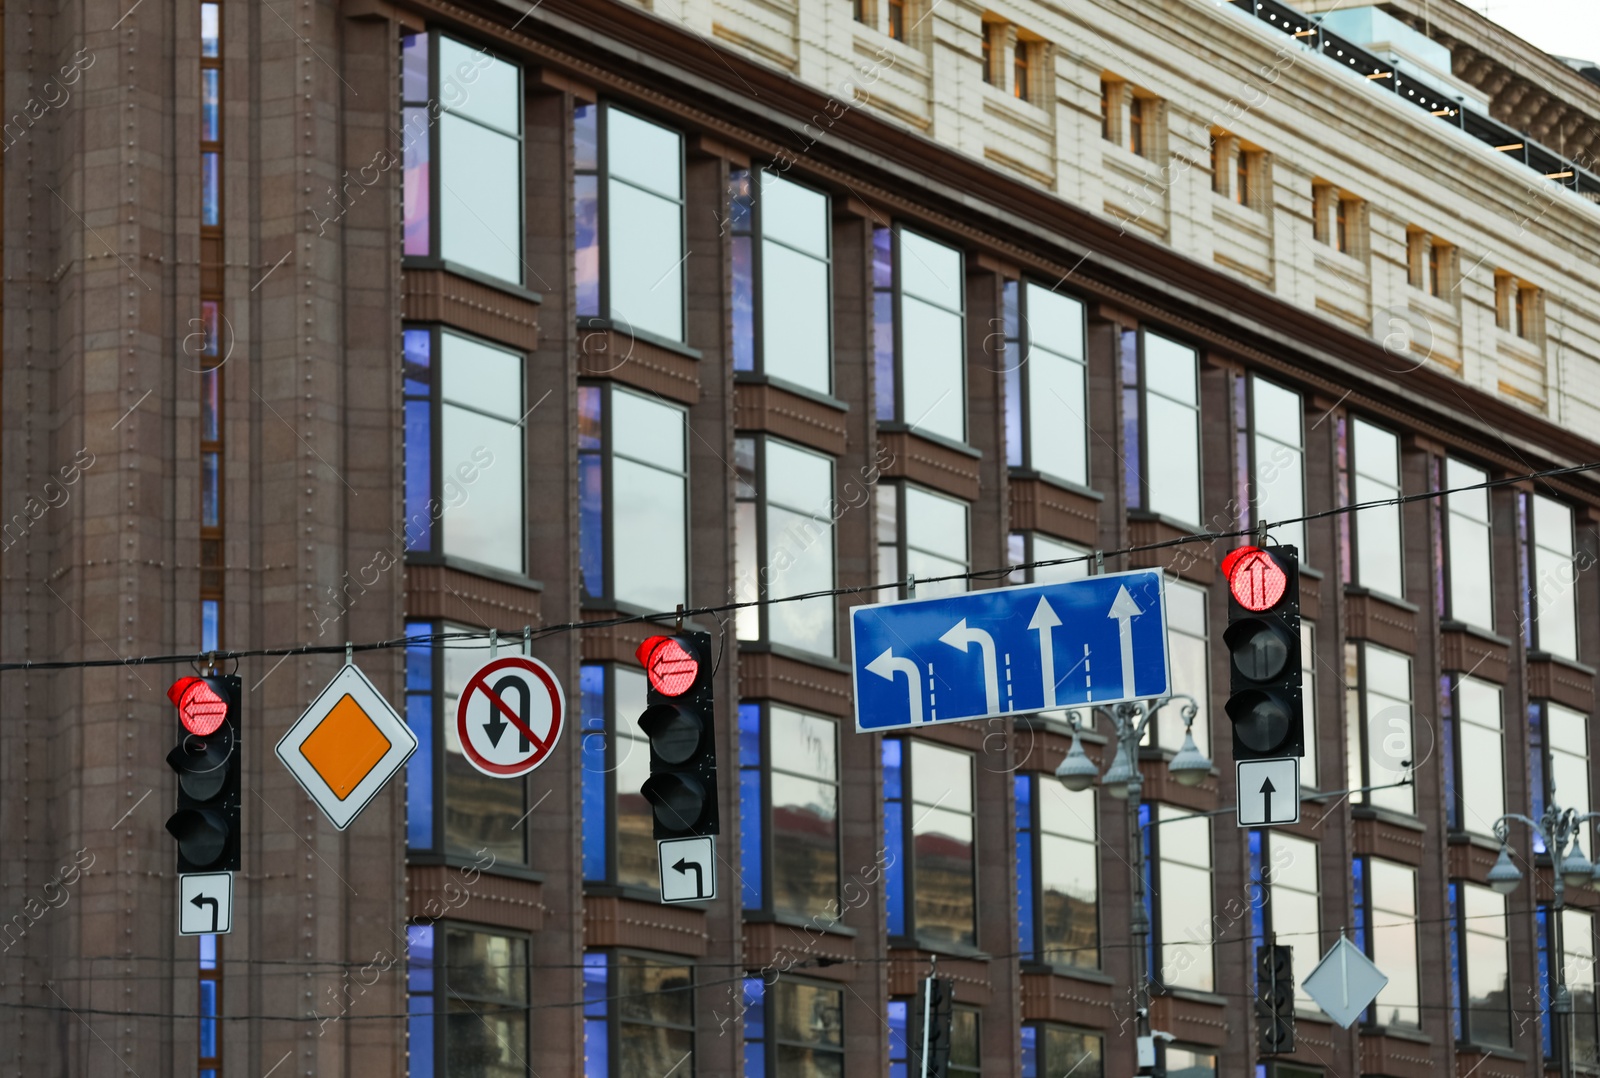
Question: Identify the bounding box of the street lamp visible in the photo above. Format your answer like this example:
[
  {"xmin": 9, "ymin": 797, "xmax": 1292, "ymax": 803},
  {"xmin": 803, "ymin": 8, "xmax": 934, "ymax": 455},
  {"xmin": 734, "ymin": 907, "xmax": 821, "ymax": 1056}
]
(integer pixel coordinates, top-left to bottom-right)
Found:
[
  {"xmin": 1056, "ymin": 695, "xmax": 1209, "ymax": 1075},
  {"xmin": 1489, "ymin": 791, "xmax": 1600, "ymax": 1078}
]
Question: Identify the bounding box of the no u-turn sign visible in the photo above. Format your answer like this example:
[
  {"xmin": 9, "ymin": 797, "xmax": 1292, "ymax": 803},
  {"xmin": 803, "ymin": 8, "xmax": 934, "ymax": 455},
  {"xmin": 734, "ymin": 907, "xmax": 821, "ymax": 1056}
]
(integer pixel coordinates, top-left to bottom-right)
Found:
[{"xmin": 455, "ymin": 655, "xmax": 565, "ymax": 778}]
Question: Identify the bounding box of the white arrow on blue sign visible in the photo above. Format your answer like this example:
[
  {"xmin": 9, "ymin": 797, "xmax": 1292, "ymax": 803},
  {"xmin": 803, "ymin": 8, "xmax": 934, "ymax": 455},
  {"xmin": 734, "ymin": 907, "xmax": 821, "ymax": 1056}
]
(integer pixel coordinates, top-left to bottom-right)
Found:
[{"xmin": 850, "ymin": 569, "xmax": 1170, "ymax": 732}]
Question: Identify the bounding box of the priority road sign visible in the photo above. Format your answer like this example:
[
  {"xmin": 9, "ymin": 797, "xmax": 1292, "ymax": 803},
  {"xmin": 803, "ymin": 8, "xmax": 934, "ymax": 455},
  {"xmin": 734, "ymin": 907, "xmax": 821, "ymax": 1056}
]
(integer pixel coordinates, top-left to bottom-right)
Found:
[
  {"xmin": 179, "ymin": 871, "xmax": 233, "ymax": 936},
  {"xmin": 658, "ymin": 836, "xmax": 715, "ymax": 903},
  {"xmin": 1302, "ymin": 935, "xmax": 1388, "ymax": 1028},
  {"xmin": 275, "ymin": 663, "xmax": 418, "ymax": 831},
  {"xmin": 850, "ymin": 570, "xmax": 1170, "ymax": 732},
  {"xmin": 456, "ymin": 655, "xmax": 565, "ymax": 779},
  {"xmin": 1236, "ymin": 758, "xmax": 1300, "ymax": 827}
]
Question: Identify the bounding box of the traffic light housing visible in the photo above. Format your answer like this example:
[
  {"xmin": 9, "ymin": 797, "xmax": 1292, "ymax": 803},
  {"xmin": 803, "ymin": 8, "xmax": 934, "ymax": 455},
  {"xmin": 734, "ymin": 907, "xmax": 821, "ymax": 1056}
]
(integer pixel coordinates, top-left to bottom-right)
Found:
[
  {"xmin": 165, "ymin": 675, "xmax": 242, "ymax": 873},
  {"xmin": 908, "ymin": 976, "xmax": 955, "ymax": 1077},
  {"xmin": 1255, "ymin": 943, "xmax": 1295, "ymax": 1055},
  {"xmin": 1223, "ymin": 545, "xmax": 1303, "ymax": 761},
  {"xmin": 635, "ymin": 632, "xmax": 719, "ymax": 839}
]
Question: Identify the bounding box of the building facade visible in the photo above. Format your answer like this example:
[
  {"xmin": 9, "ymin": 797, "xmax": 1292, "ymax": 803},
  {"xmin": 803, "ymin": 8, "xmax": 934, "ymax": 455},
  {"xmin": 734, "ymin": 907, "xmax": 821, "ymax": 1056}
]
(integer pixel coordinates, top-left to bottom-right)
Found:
[{"xmin": 7, "ymin": 0, "xmax": 1600, "ymax": 1075}]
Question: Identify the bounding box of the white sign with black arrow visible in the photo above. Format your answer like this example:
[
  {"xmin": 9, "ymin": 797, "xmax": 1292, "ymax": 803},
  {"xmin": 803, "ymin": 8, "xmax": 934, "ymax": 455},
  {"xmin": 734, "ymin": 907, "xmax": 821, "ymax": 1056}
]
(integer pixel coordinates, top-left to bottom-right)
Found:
[
  {"xmin": 179, "ymin": 871, "xmax": 234, "ymax": 936},
  {"xmin": 658, "ymin": 836, "xmax": 716, "ymax": 904},
  {"xmin": 1236, "ymin": 758, "xmax": 1300, "ymax": 827}
]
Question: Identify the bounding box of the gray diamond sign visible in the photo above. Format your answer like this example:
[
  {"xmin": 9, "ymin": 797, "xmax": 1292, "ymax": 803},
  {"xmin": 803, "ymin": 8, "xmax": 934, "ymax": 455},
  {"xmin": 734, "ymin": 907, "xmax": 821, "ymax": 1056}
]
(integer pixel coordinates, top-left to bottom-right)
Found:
[{"xmin": 1301, "ymin": 935, "xmax": 1388, "ymax": 1028}]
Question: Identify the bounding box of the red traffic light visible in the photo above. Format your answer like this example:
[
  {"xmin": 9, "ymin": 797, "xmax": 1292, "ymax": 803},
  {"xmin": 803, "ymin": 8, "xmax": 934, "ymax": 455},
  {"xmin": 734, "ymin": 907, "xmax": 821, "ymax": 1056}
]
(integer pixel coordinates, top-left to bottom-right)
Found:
[
  {"xmin": 169, "ymin": 677, "xmax": 228, "ymax": 736},
  {"xmin": 1224, "ymin": 546, "xmax": 1288, "ymax": 612},
  {"xmin": 635, "ymin": 636, "xmax": 700, "ymax": 697}
]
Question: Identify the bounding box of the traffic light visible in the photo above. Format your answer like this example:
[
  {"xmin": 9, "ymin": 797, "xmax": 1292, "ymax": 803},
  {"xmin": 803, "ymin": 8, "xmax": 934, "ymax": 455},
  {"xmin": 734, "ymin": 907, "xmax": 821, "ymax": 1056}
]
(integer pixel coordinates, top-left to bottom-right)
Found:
[
  {"xmin": 1222, "ymin": 545, "xmax": 1302, "ymax": 761},
  {"xmin": 634, "ymin": 632, "xmax": 718, "ymax": 839},
  {"xmin": 165, "ymin": 675, "xmax": 242, "ymax": 873},
  {"xmin": 1255, "ymin": 943, "xmax": 1295, "ymax": 1055},
  {"xmin": 907, "ymin": 976, "xmax": 955, "ymax": 1077}
]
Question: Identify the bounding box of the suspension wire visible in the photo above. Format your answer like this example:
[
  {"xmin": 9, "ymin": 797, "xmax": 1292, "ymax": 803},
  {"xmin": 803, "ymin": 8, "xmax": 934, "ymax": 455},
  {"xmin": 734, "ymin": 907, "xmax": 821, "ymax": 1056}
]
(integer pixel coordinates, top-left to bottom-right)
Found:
[{"xmin": 3, "ymin": 458, "xmax": 1594, "ymax": 675}]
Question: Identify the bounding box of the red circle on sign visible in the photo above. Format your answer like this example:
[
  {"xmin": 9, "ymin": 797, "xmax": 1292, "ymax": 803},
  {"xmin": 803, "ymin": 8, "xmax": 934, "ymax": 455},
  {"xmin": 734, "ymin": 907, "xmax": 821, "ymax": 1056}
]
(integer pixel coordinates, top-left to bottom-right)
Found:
[
  {"xmin": 1228, "ymin": 548, "xmax": 1288, "ymax": 612},
  {"xmin": 456, "ymin": 656, "xmax": 566, "ymax": 778}
]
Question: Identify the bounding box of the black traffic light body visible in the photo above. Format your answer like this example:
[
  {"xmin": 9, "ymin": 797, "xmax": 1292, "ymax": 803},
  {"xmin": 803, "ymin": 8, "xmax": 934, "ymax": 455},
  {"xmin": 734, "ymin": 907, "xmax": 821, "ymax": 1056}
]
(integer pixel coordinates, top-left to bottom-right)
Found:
[
  {"xmin": 907, "ymin": 976, "xmax": 954, "ymax": 1077},
  {"xmin": 636, "ymin": 632, "xmax": 719, "ymax": 840},
  {"xmin": 1255, "ymin": 943, "xmax": 1296, "ymax": 1055},
  {"xmin": 165, "ymin": 675, "xmax": 242, "ymax": 873},
  {"xmin": 1224, "ymin": 545, "xmax": 1303, "ymax": 761}
]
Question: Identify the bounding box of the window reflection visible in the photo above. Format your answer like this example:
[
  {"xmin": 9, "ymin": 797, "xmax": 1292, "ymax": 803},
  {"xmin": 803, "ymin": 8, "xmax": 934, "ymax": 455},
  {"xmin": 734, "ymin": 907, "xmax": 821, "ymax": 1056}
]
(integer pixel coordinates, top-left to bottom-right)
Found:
[{"xmin": 910, "ymin": 740, "xmax": 976, "ymax": 946}]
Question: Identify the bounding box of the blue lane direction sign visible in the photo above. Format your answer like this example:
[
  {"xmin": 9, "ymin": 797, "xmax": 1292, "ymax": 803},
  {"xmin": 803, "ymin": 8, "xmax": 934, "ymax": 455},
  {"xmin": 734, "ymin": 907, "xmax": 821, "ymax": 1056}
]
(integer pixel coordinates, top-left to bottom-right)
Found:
[{"xmin": 850, "ymin": 570, "xmax": 1170, "ymax": 732}]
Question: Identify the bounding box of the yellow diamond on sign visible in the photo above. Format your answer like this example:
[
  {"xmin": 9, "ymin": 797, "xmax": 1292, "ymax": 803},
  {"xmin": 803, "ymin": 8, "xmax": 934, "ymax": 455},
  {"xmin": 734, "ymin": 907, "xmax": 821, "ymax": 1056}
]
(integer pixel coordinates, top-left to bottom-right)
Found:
[
  {"xmin": 276, "ymin": 663, "xmax": 418, "ymax": 831},
  {"xmin": 299, "ymin": 694, "xmax": 393, "ymax": 800}
]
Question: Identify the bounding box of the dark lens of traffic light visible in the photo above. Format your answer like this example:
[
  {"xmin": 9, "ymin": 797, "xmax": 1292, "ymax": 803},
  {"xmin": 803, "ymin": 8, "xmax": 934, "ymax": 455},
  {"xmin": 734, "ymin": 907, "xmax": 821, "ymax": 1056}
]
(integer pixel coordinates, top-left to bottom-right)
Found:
[
  {"xmin": 643, "ymin": 773, "xmax": 707, "ymax": 831},
  {"xmin": 165, "ymin": 808, "xmax": 229, "ymax": 867},
  {"xmin": 639, "ymin": 704, "xmax": 702, "ymax": 765},
  {"xmin": 1227, "ymin": 620, "xmax": 1290, "ymax": 681},
  {"xmin": 1226, "ymin": 690, "xmax": 1292, "ymax": 754}
]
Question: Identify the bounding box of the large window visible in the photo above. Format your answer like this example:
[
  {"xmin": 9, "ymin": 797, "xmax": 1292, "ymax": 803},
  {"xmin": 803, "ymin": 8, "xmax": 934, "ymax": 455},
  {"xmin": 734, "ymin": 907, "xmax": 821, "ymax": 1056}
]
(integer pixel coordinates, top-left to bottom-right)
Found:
[
  {"xmin": 1163, "ymin": 1046, "xmax": 1217, "ymax": 1077},
  {"xmin": 1016, "ymin": 772, "xmax": 1099, "ymax": 968},
  {"xmin": 401, "ymin": 33, "xmax": 524, "ymax": 284},
  {"xmin": 874, "ymin": 225, "xmax": 966, "ymax": 443},
  {"xmin": 1150, "ymin": 804, "xmax": 1213, "ymax": 992},
  {"xmin": 575, "ymin": 104, "xmax": 687, "ymax": 343},
  {"xmin": 578, "ymin": 384, "xmax": 689, "ymax": 612},
  {"xmin": 887, "ymin": 1002, "xmax": 979, "ymax": 1077},
  {"xmin": 877, "ymin": 482, "xmax": 969, "ymax": 600},
  {"xmin": 1530, "ymin": 493, "xmax": 1578, "ymax": 660},
  {"xmin": 1344, "ymin": 642, "xmax": 1414, "ymax": 815},
  {"xmin": 1345, "ymin": 417, "xmax": 1403, "ymax": 598},
  {"xmin": 1124, "ymin": 330, "xmax": 1201, "ymax": 527},
  {"xmin": 404, "ymin": 621, "xmax": 527, "ymax": 865},
  {"xmin": 1549, "ymin": 908, "xmax": 1599, "ymax": 1065},
  {"xmin": 403, "ymin": 327, "xmax": 526, "ymax": 575},
  {"xmin": 583, "ymin": 952, "xmax": 694, "ymax": 1076},
  {"xmin": 580, "ymin": 664, "xmax": 656, "ymax": 892},
  {"xmin": 1535, "ymin": 702, "xmax": 1591, "ymax": 853},
  {"xmin": 884, "ymin": 738, "xmax": 976, "ymax": 946},
  {"xmin": 1251, "ymin": 376, "xmax": 1306, "ymax": 556},
  {"xmin": 741, "ymin": 978, "xmax": 844, "ymax": 1076},
  {"xmin": 1354, "ymin": 857, "xmax": 1419, "ymax": 1028},
  {"xmin": 1003, "ymin": 281, "xmax": 1088, "ymax": 487},
  {"xmin": 1444, "ymin": 458, "xmax": 1493, "ymax": 630},
  {"xmin": 1446, "ymin": 676, "xmax": 1505, "ymax": 837},
  {"xmin": 1253, "ymin": 832, "xmax": 1320, "ymax": 1013},
  {"xmin": 1021, "ymin": 1025, "xmax": 1103, "ymax": 1077},
  {"xmin": 1153, "ymin": 578, "xmax": 1208, "ymax": 751},
  {"xmin": 730, "ymin": 171, "xmax": 832, "ymax": 395},
  {"xmin": 1450, "ymin": 882, "xmax": 1511, "ymax": 1047},
  {"xmin": 734, "ymin": 436, "xmax": 837, "ymax": 656},
  {"xmin": 738, "ymin": 703, "xmax": 840, "ymax": 920},
  {"xmin": 407, "ymin": 923, "xmax": 529, "ymax": 1078}
]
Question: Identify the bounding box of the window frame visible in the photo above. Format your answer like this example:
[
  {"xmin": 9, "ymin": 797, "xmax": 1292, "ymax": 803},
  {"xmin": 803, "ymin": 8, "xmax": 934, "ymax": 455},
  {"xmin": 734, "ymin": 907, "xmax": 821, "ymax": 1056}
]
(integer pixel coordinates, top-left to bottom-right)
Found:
[
  {"xmin": 1128, "ymin": 327, "xmax": 1202, "ymax": 528},
  {"xmin": 1149, "ymin": 802, "xmax": 1215, "ymax": 993},
  {"xmin": 575, "ymin": 102, "xmax": 689, "ymax": 343},
  {"xmin": 742, "ymin": 975, "xmax": 845, "ymax": 1074},
  {"xmin": 1021, "ymin": 1023, "xmax": 1105, "ymax": 1078},
  {"xmin": 729, "ymin": 169, "xmax": 835, "ymax": 395},
  {"xmin": 1354, "ymin": 856, "xmax": 1420, "ymax": 1030},
  {"xmin": 1344, "ymin": 641, "xmax": 1416, "ymax": 816},
  {"xmin": 1253, "ymin": 830, "xmax": 1322, "ymax": 1016},
  {"xmin": 733, "ymin": 433, "xmax": 839, "ymax": 657},
  {"xmin": 1248, "ymin": 373, "xmax": 1307, "ymax": 559},
  {"xmin": 884, "ymin": 736, "xmax": 979, "ymax": 948},
  {"xmin": 1004, "ymin": 279, "xmax": 1090, "ymax": 490},
  {"xmin": 1346, "ymin": 416, "xmax": 1404, "ymax": 600},
  {"xmin": 1442, "ymin": 457, "xmax": 1494, "ymax": 631},
  {"xmin": 577, "ymin": 380, "xmax": 691, "ymax": 613},
  {"xmin": 878, "ymin": 481, "xmax": 971, "ymax": 601},
  {"xmin": 738, "ymin": 701, "xmax": 843, "ymax": 921},
  {"xmin": 408, "ymin": 920, "xmax": 532, "ymax": 1077},
  {"xmin": 401, "ymin": 323, "xmax": 529, "ymax": 578},
  {"xmin": 582, "ymin": 949, "xmax": 695, "ymax": 1075},
  {"xmin": 875, "ymin": 224, "xmax": 969, "ymax": 446},
  {"xmin": 1016, "ymin": 771, "xmax": 1100, "ymax": 970},
  {"xmin": 580, "ymin": 662, "xmax": 658, "ymax": 896},
  {"xmin": 1450, "ymin": 881, "xmax": 1512, "ymax": 1048},
  {"xmin": 1528, "ymin": 492, "xmax": 1579, "ymax": 661},
  {"xmin": 1444, "ymin": 674, "xmax": 1506, "ymax": 838},
  {"xmin": 400, "ymin": 31, "xmax": 527, "ymax": 288},
  {"xmin": 1006, "ymin": 532, "xmax": 1089, "ymax": 586},
  {"xmin": 404, "ymin": 618, "xmax": 531, "ymax": 867}
]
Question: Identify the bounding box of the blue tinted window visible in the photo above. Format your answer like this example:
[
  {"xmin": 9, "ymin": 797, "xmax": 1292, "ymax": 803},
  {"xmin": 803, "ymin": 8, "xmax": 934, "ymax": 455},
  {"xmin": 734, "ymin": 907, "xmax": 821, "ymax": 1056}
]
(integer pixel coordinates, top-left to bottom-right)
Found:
[
  {"xmin": 580, "ymin": 665, "xmax": 607, "ymax": 881},
  {"xmin": 739, "ymin": 703, "xmax": 764, "ymax": 910},
  {"xmin": 884, "ymin": 737, "xmax": 906, "ymax": 937},
  {"xmin": 408, "ymin": 924, "xmax": 435, "ymax": 1077},
  {"xmin": 583, "ymin": 954, "xmax": 609, "ymax": 1078},
  {"xmin": 1016, "ymin": 773, "xmax": 1035, "ymax": 958},
  {"xmin": 200, "ymin": 3, "xmax": 219, "ymax": 56},
  {"xmin": 731, "ymin": 169, "xmax": 754, "ymax": 371},
  {"xmin": 201, "ymin": 600, "xmax": 219, "ymax": 652},
  {"xmin": 1448, "ymin": 883, "xmax": 1463, "ymax": 1039},
  {"xmin": 1020, "ymin": 1026, "xmax": 1038, "ymax": 1077},
  {"xmin": 577, "ymin": 386, "xmax": 604, "ymax": 597},
  {"xmin": 1003, "ymin": 280, "xmax": 1021, "ymax": 467},
  {"xmin": 402, "ymin": 330, "xmax": 433, "ymax": 552},
  {"xmin": 201, "ymin": 69, "xmax": 220, "ymax": 141},
  {"xmin": 873, "ymin": 228, "xmax": 895, "ymax": 421},
  {"xmin": 887, "ymin": 999, "xmax": 909, "ymax": 1076},
  {"xmin": 198, "ymin": 933, "xmax": 217, "ymax": 970},
  {"xmin": 201, "ymin": 152, "xmax": 220, "ymax": 225},
  {"xmin": 199, "ymin": 981, "xmax": 217, "ymax": 1055},
  {"xmin": 201, "ymin": 452, "xmax": 220, "ymax": 527},
  {"xmin": 742, "ymin": 977, "xmax": 766, "ymax": 1077},
  {"xmin": 404, "ymin": 621, "xmax": 434, "ymax": 849}
]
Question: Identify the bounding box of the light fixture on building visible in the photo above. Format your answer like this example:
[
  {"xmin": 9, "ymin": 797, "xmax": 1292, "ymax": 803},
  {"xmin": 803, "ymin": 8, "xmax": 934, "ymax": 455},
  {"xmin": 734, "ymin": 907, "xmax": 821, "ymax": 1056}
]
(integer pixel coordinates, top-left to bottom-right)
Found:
[{"xmin": 1486, "ymin": 845, "xmax": 1522, "ymax": 895}]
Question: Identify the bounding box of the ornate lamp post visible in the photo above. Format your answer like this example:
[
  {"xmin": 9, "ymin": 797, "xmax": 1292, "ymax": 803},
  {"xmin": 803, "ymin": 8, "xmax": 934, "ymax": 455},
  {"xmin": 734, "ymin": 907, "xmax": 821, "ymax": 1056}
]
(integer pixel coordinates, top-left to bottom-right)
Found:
[
  {"xmin": 1487, "ymin": 792, "xmax": 1600, "ymax": 1078},
  {"xmin": 1055, "ymin": 694, "xmax": 1208, "ymax": 1074}
]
